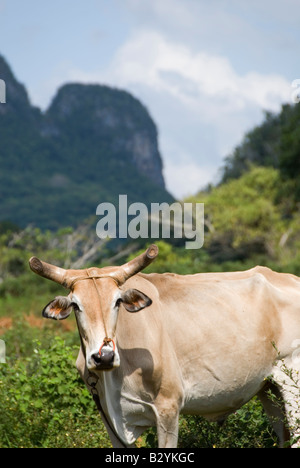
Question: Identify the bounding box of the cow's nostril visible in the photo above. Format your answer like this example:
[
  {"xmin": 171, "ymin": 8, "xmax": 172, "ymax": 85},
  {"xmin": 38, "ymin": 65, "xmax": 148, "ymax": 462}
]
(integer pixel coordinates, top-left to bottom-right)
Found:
[
  {"xmin": 92, "ymin": 352, "xmax": 102, "ymax": 365},
  {"xmin": 91, "ymin": 349, "xmax": 115, "ymax": 368}
]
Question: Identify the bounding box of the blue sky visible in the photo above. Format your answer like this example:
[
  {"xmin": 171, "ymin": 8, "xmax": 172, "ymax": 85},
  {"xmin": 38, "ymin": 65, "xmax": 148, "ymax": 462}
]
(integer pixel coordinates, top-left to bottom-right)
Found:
[{"xmin": 0, "ymin": 0, "xmax": 299, "ymax": 198}]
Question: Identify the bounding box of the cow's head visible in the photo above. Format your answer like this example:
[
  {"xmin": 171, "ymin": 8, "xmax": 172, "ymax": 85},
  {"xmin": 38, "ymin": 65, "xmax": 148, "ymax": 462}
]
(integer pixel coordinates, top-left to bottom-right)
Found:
[{"xmin": 29, "ymin": 245, "xmax": 158, "ymax": 371}]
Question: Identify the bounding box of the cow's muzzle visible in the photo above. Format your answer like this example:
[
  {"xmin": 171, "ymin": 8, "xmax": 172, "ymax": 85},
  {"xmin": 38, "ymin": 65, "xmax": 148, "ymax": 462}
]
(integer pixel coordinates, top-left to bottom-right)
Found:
[{"xmin": 91, "ymin": 339, "xmax": 116, "ymax": 370}]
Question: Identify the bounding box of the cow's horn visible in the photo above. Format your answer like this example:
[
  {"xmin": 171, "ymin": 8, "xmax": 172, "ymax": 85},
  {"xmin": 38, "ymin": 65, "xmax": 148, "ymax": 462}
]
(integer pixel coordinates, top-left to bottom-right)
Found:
[
  {"xmin": 29, "ymin": 257, "xmax": 68, "ymax": 287},
  {"xmin": 118, "ymin": 244, "xmax": 159, "ymax": 283}
]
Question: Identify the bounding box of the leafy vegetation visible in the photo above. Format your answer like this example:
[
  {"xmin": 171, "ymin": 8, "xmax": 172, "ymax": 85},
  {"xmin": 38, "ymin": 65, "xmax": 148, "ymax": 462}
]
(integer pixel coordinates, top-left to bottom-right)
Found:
[
  {"xmin": 0, "ymin": 336, "xmax": 111, "ymax": 448},
  {"xmin": 221, "ymin": 103, "xmax": 300, "ymax": 202},
  {"xmin": 187, "ymin": 165, "xmax": 300, "ymax": 272}
]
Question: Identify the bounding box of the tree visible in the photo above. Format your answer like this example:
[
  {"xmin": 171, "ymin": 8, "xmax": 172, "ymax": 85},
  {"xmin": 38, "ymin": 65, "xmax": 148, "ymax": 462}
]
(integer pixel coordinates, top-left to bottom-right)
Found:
[{"xmin": 188, "ymin": 167, "xmax": 286, "ymax": 262}]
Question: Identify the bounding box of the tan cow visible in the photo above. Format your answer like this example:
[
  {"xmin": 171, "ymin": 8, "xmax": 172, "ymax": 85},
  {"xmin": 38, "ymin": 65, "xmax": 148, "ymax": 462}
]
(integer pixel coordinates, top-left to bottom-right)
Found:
[{"xmin": 29, "ymin": 245, "xmax": 300, "ymax": 448}]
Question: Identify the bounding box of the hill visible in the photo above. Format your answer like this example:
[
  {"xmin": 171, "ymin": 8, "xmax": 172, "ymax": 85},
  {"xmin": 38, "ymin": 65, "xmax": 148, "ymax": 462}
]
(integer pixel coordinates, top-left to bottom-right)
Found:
[
  {"xmin": 221, "ymin": 103, "xmax": 300, "ymax": 201},
  {"xmin": 0, "ymin": 55, "xmax": 173, "ymax": 230}
]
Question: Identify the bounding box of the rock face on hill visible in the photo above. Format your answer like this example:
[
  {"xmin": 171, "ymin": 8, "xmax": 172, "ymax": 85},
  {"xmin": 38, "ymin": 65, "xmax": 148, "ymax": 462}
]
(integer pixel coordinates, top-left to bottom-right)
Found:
[{"xmin": 0, "ymin": 55, "xmax": 172, "ymax": 230}]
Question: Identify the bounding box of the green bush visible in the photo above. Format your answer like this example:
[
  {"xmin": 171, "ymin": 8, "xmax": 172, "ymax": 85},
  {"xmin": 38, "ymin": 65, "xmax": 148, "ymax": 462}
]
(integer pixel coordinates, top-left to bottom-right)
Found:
[
  {"xmin": 178, "ymin": 399, "xmax": 277, "ymax": 448},
  {"xmin": 0, "ymin": 336, "xmax": 111, "ymax": 448}
]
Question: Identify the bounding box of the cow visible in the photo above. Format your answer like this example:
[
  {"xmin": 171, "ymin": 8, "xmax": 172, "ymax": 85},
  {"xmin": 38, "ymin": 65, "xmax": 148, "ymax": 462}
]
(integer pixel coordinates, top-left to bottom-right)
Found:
[{"xmin": 29, "ymin": 244, "xmax": 300, "ymax": 448}]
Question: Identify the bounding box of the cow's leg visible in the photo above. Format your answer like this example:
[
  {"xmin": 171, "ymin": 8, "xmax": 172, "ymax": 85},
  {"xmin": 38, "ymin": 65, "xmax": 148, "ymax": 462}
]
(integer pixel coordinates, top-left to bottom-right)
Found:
[
  {"xmin": 257, "ymin": 382, "xmax": 290, "ymax": 448},
  {"xmin": 271, "ymin": 363, "xmax": 300, "ymax": 448},
  {"xmin": 156, "ymin": 412, "xmax": 179, "ymax": 448},
  {"xmin": 155, "ymin": 400, "xmax": 180, "ymax": 448}
]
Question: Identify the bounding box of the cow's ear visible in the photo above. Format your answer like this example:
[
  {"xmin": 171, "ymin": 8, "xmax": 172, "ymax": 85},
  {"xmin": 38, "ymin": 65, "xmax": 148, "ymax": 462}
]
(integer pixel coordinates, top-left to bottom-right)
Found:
[
  {"xmin": 42, "ymin": 296, "xmax": 73, "ymax": 320},
  {"xmin": 121, "ymin": 289, "xmax": 152, "ymax": 313}
]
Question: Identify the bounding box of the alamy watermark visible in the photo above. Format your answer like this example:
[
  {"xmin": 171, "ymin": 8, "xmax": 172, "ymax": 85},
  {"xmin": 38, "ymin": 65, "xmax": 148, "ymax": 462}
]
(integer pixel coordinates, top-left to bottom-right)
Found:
[
  {"xmin": 96, "ymin": 195, "xmax": 204, "ymax": 249},
  {"xmin": 0, "ymin": 79, "xmax": 6, "ymax": 104},
  {"xmin": 0, "ymin": 340, "xmax": 6, "ymax": 363}
]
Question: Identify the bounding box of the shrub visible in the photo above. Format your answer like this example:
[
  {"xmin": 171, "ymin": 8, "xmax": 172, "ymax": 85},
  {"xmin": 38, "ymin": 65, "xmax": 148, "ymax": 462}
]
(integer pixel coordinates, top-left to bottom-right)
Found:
[{"xmin": 0, "ymin": 336, "xmax": 111, "ymax": 448}]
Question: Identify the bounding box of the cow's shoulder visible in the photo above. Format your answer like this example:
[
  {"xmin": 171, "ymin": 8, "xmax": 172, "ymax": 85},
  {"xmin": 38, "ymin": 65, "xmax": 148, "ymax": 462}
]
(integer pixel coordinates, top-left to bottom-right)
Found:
[{"xmin": 249, "ymin": 266, "xmax": 300, "ymax": 290}]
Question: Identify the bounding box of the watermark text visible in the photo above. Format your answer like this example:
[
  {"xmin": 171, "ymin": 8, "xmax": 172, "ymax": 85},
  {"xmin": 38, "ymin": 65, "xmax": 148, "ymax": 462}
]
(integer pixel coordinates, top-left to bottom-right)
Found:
[
  {"xmin": 0, "ymin": 79, "xmax": 6, "ymax": 104},
  {"xmin": 96, "ymin": 195, "xmax": 204, "ymax": 249}
]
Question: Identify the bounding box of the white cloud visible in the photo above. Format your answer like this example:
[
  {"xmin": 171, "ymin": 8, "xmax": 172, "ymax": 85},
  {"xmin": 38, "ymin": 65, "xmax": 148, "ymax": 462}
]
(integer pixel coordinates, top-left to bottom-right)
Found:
[{"xmin": 103, "ymin": 29, "xmax": 291, "ymax": 111}]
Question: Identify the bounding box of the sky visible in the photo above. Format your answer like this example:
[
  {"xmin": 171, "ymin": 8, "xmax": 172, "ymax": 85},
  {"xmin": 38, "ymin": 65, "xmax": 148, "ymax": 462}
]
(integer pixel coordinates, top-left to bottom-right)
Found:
[{"xmin": 0, "ymin": 0, "xmax": 299, "ymax": 199}]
